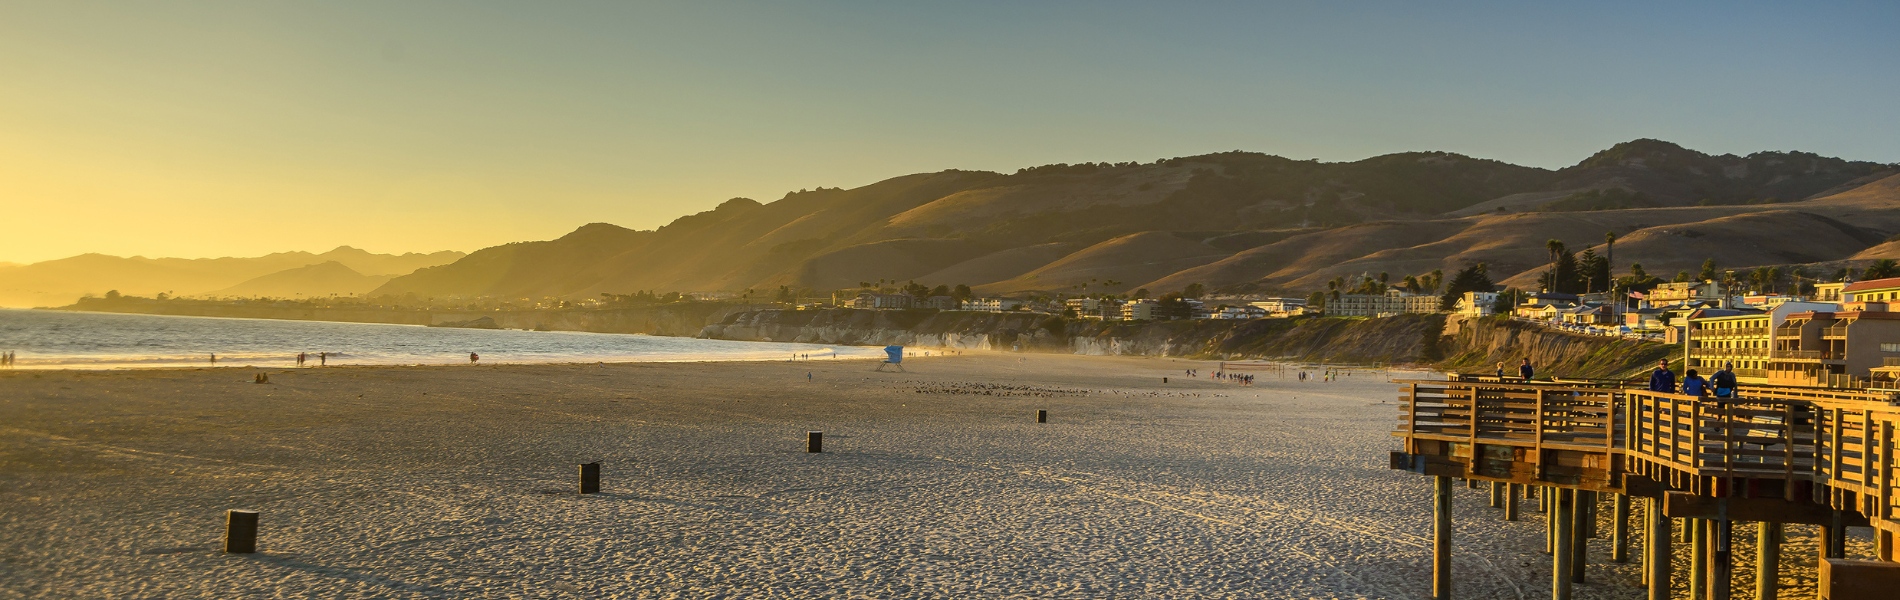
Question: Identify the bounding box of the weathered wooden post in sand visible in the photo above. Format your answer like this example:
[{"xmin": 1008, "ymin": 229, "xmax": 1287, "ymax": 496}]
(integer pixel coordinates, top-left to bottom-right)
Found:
[
  {"xmin": 1036, "ymin": 409, "xmax": 1047, "ymax": 423},
  {"xmin": 1690, "ymin": 519, "xmax": 1708, "ymax": 600},
  {"xmin": 1647, "ymin": 499, "xmax": 1672, "ymax": 600},
  {"xmin": 1503, "ymin": 483, "xmax": 1519, "ymax": 521},
  {"xmin": 1756, "ymin": 521, "xmax": 1781, "ymax": 600},
  {"xmin": 1553, "ymin": 489, "xmax": 1575, "ymax": 600},
  {"xmin": 807, "ymin": 431, "xmax": 823, "ymax": 453},
  {"xmin": 1432, "ymin": 475, "xmax": 1452, "ymax": 600},
  {"xmin": 1570, "ymin": 490, "xmax": 1588, "ymax": 583},
  {"xmin": 1612, "ymin": 493, "xmax": 1630, "ymax": 563},
  {"xmin": 224, "ymin": 510, "xmax": 259, "ymax": 554},
  {"xmin": 1712, "ymin": 518, "xmax": 1733, "ymax": 599},
  {"xmin": 1489, "ymin": 481, "xmax": 1503, "ymax": 508},
  {"xmin": 578, "ymin": 462, "xmax": 600, "ymax": 494}
]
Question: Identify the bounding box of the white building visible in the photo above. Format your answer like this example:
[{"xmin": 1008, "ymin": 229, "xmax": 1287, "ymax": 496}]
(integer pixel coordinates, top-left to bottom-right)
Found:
[
  {"xmin": 964, "ymin": 298, "xmax": 1024, "ymax": 312},
  {"xmin": 1121, "ymin": 299, "xmax": 1157, "ymax": 321},
  {"xmin": 1329, "ymin": 287, "xmax": 1442, "ymax": 318},
  {"xmin": 1455, "ymin": 291, "xmax": 1498, "ymax": 318},
  {"xmin": 1216, "ymin": 305, "xmax": 1268, "ymax": 320}
]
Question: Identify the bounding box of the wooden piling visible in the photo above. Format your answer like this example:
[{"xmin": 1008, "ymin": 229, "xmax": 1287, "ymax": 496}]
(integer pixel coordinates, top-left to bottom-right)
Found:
[
  {"xmin": 1546, "ymin": 490, "xmax": 1558, "ymax": 555},
  {"xmin": 807, "ymin": 431, "xmax": 823, "ymax": 453},
  {"xmin": 578, "ymin": 462, "xmax": 600, "ymax": 494},
  {"xmin": 1433, "ymin": 475, "xmax": 1452, "ymax": 600},
  {"xmin": 1713, "ymin": 518, "xmax": 1733, "ymax": 600},
  {"xmin": 1690, "ymin": 519, "xmax": 1707, "ymax": 600},
  {"xmin": 224, "ymin": 509, "xmax": 258, "ymax": 554},
  {"xmin": 1581, "ymin": 490, "xmax": 1598, "ymax": 539},
  {"xmin": 1756, "ymin": 521, "xmax": 1781, "ymax": 600},
  {"xmin": 1553, "ymin": 489, "xmax": 1575, "ymax": 600},
  {"xmin": 1649, "ymin": 501, "xmax": 1672, "ymax": 600},
  {"xmin": 1571, "ymin": 490, "xmax": 1588, "ymax": 583},
  {"xmin": 1504, "ymin": 483, "xmax": 1520, "ymax": 521},
  {"xmin": 1467, "ymin": 478, "xmax": 1479, "ymax": 490},
  {"xmin": 1036, "ymin": 409, "xmax": 1047, "ymax": 423},
  {"xmin": 1880, "ymin": 530, "xmax": 1896, "ymax": 562},
  {"xmin": 1612, "ymin": 493, "xmax": 1630, "ymax": 563},
  {"xmin": 1823, "ymin": 509, "xmax": 1847, "ymax": 559},
  {"xmin": 1489, "ymin": 481, "xmax": 1503, "ymax": 508}
]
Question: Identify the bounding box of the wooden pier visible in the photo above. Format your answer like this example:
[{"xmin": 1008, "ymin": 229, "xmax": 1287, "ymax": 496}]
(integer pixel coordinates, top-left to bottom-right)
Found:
[{"xmin": 1390, "ymin": 377, "xmax": 1900, "ymax": 599}]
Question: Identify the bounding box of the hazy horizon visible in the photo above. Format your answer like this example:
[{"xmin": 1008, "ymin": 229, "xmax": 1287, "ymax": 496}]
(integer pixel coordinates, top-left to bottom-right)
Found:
[{"xmin": 4, "ymin": 2, "xmax": 1898, "ymax": 264}]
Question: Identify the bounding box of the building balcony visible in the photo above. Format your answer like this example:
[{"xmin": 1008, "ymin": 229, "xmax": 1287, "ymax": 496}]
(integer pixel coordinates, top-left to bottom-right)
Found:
[
  {"xmin": 1822, "ymin": 325, "xmax": 1849, "ymax": 338},
  {"xmin": 1771, "ymin": 349, "xmax": 1842, "ymax": 361},
  {"xmin": 1696, "ymin": 326, "xmax": 1768, "ymax": 337}
]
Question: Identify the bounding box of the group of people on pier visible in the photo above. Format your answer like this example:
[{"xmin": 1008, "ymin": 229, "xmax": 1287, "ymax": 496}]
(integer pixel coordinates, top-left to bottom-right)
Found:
[{"xmin": 1645, "ymin": 358, "xmax": 1738, "ymax": 397}]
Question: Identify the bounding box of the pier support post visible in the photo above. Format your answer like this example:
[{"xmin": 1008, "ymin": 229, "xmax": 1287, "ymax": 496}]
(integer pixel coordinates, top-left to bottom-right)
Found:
[
  {"xmin": 1433, "ymin": 475, "xmax": 1452, "ymax": 600},
  {"xmin": 1880, "ymin": 530, "xmax": 1895, "ymax": 562},
  {"xmin": 1756, "ymin": 521, "xmax": 1780, "ymax": 600},
  {"xmin": 1649, "ymin": 501, "xmax": 1672, "ymax": 600},
  {"xmin": 1546, "ymin": 490, "xmax": 1558, "ymax": 555},
  {"xmin": 1822, "ymin": 509, "xmax": 1847, "ymax": 559},
  {"xmin": 1713, "ymin": 518, "xmax": 1733, "ymax": 600},
  {"xmin": 1467, "ymin": 478, "xmax": 1480, "ymax": 490},
  {"xmin": 578, "ymin": 462, "xmax": 600, "ymax": 494},
  {"xmin": 1036, "ymin": 409, "xmax": 1047, "ymax": 423},
  {"xmin": 1613, "ymin": 493, "xmax": 1631, "ymax": 563},
  {"xmin": 1691, "ymin": 519, "xmax": 1708, "ymax": 600},
  {"xmin": 1553, "ymin": 489, "xmax": 1575, "ymax": 600},
  {"xmin": 1581, "ymin": 491, "xmax": 1598, "ymax": 539},
  {"xmin": 1504, "ymin": 483, "xmax": 1520, "ymax": 521},
  {"xmin": 1490, "ymin": 481, "xmax": 1503, "ymax": 508},
  {"xmin": 1571, "ymin": 490, "xmax": 1588, "ymax": 583},
  {"xmin": 1681, "ymin": 517, "xmax": 1692, "ymax": 544},
  {"xmin": 807, "ymin": 431, "xmax": 822, "ymax": 453},
  {"xmin": 224, "ymin": 510, "xmax": 258, "ymax": 554}
]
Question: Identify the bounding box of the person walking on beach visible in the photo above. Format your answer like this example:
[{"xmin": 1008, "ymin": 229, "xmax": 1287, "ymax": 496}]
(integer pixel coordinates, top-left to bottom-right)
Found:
[
  {"xmin": 297, "ymin": 352, "xmax": 306, "ymax": 367},
  {"xmin": 1647, "ymin": 359, "xmax": 1676, "ymax": 393},
  {"xmin": 1711, "ymin": 363, "xmax": 1738, "ymax": 398},
  {"xmin": 1518, "ymin": 358, "xmax": 1534, "ymax": 381},
  {"xmin": 1682, "ymin": 369, "xmax": 1709, "ymax": 397},
  {"xmin": 470, "ymin": 352, "xmax": 480, "ymax": 365},
  {"xmin": 319, "ymin": 352, "xmax": 327, "ymax": 366}
]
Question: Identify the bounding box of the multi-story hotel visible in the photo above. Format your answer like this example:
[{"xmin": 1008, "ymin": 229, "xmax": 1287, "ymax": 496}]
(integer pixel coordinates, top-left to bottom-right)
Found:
[
  {"xmin": 1684, "ymin": 301, "xmax": 1840, "ymax": 384},
  {"xmin": 1328, "ymin": 287, "xmax": 1441, "ymax": 318},
  {"xmin": 1765, "ymin": 277, "xmax": 1900, "ymax": 387}
]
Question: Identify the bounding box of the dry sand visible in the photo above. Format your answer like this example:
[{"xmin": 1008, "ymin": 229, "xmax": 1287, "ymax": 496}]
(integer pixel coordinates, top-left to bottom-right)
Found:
[{"xmin": 0, "ymin": 354, "xmax": 1872, "ymax": 598}]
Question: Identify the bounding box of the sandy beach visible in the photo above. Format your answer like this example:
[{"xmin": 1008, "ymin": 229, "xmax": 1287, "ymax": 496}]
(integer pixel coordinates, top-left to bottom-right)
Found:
[{"xmin": 0, "ymin": 353, "xmax": 1867, "ymax": 598}]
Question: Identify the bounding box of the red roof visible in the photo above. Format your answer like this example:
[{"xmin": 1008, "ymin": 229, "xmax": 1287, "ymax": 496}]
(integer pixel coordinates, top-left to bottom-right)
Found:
[{"xmin": 1843, "ymin": 277, "xmax": 1900, "ymax": 292}]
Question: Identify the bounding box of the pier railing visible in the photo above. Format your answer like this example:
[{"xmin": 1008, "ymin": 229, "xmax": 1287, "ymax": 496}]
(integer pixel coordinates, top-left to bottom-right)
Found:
[{"xmin": 1395, "ymin": 378, "xmax": 1900, "ymax": 534}]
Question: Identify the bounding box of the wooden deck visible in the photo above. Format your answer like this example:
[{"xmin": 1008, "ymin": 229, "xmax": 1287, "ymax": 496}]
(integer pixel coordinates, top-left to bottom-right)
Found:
[{"xmin": 1389, "ymin": 377, "xmax": 1900, "ymax": 599}]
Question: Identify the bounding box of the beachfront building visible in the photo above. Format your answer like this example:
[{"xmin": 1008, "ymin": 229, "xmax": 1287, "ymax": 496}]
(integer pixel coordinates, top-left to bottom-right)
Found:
[
  {"xmin": 918, "ymin": 296, "xmax": 961, "ymax": 310},
  {"xmin": 1814, "ymin": 282, "xmax": 1845, "ymax": 303},
  {"xmin": 1328, "ymin": 287, "xmax": 1441, "ymax": 318},
  {"xmin": 963, "ymin": 298, "xmax": 1024, "ymax": 312},
  {"xmin": 1686, "ymin": 300, "xmax": 1842, "ymax": 384},
  {"xmin": 1121, "ymin": 299, "xmax": 1157, "ymax": 321},
  {"xmin": 850, "ymin": 292, "xmax": 914, "ymax": 309},
  {"xmin": 1647, "ymin": 281, "xmax": 1725, "ymax": 308},
  {"xmin": 1213, "ymin": 305, "xmax": 1266, "ymax": 319},
  {"xmin": 1248, "ymin": 297, "xmax": 1307, "ymax": 318},
  {"xmin": 1454, "ymin": 291, "xmax": 1496, "ymax": 318},
  {"xmin": 1762, "ymin": 278, "xmax": 1900, "ymax": 386},
  {"xmin": 1513, "ymin": 292, "xmax": 1579, "ymax": 321}
]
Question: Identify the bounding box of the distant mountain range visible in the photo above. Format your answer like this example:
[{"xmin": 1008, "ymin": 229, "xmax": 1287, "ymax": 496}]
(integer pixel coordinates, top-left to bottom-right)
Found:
[
  {"xmin": 370, "ymin": 139, "xmax": 1898, "ymax": 300},
  {"xmin": 0, "ymin": 247, "xmax": 464, "ymax": 308}
]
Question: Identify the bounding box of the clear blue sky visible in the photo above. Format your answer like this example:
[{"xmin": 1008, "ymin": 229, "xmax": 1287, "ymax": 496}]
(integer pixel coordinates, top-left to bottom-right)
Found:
[{"xmin": 2, "ymin": 1, "xmax": 1895, "ymax": 263}]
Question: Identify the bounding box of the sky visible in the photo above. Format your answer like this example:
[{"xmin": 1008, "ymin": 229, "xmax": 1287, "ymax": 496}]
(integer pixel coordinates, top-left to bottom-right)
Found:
[{"xmin": 2, "ymin": 1, "xmax": 1896, "ymax": 264}]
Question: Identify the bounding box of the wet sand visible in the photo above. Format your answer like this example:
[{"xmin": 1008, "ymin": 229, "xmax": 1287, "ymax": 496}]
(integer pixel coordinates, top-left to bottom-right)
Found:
[{"xmin": 0, "ymin": 354, "xmax": 1868, "ymax": 598}]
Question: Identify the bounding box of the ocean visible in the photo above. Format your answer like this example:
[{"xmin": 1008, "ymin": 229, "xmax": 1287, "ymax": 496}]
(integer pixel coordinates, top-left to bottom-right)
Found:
[{"xmin": 0, "ymin": 309, "xmax": 880, "ymax": 369}]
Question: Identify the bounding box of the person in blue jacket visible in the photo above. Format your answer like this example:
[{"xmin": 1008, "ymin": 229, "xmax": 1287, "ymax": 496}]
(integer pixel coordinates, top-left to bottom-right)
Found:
[
  {"xmin": 1518, "ymin": 358, "xmax": 1535, "ymax": 381},
  {"xmin": 1647, "ymin": 359, "xmax": 1676, "ymax": 393},
  {"xmin": 1681, "ymin": 369, "xmax": 1709, "ymax": 396}
]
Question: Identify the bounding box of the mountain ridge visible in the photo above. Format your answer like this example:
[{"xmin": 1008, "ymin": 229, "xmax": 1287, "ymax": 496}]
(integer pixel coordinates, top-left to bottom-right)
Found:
[{"xmin": 367, "ymin": 139, "xmax": 1895, "ymax": 300}]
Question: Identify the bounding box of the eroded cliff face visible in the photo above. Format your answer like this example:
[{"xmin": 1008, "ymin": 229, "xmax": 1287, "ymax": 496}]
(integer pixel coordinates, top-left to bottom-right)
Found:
[
  {"xmin": 1436, "ymin": 315, "xmax": 1674, "ymax": 378},
  {"xmin": 701, "ymin": 309, "xmax": 1668, "ymax": 377}
]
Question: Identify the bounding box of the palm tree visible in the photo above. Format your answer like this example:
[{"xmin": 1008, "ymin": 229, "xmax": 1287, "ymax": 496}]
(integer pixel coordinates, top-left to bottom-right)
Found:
[{"xmin": 1545, "ymin": 239, "xmax": 1565, "ymax": 292}]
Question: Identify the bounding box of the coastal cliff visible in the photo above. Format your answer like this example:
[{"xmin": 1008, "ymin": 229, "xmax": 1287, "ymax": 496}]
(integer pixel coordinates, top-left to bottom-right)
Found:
[{"xmin": 699, "ymin": 308, "xmax": 1668, "ymax": 377}]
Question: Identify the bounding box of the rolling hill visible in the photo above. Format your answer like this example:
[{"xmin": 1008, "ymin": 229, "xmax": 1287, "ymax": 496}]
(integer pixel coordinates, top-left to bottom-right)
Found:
[
  {"xmin": 0, "ymin": 247, "xmax": 464, "ymax": 307},
  {"xmin": 371, "ymin": 139, "xmax": 1897, "ymax": 300}
]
